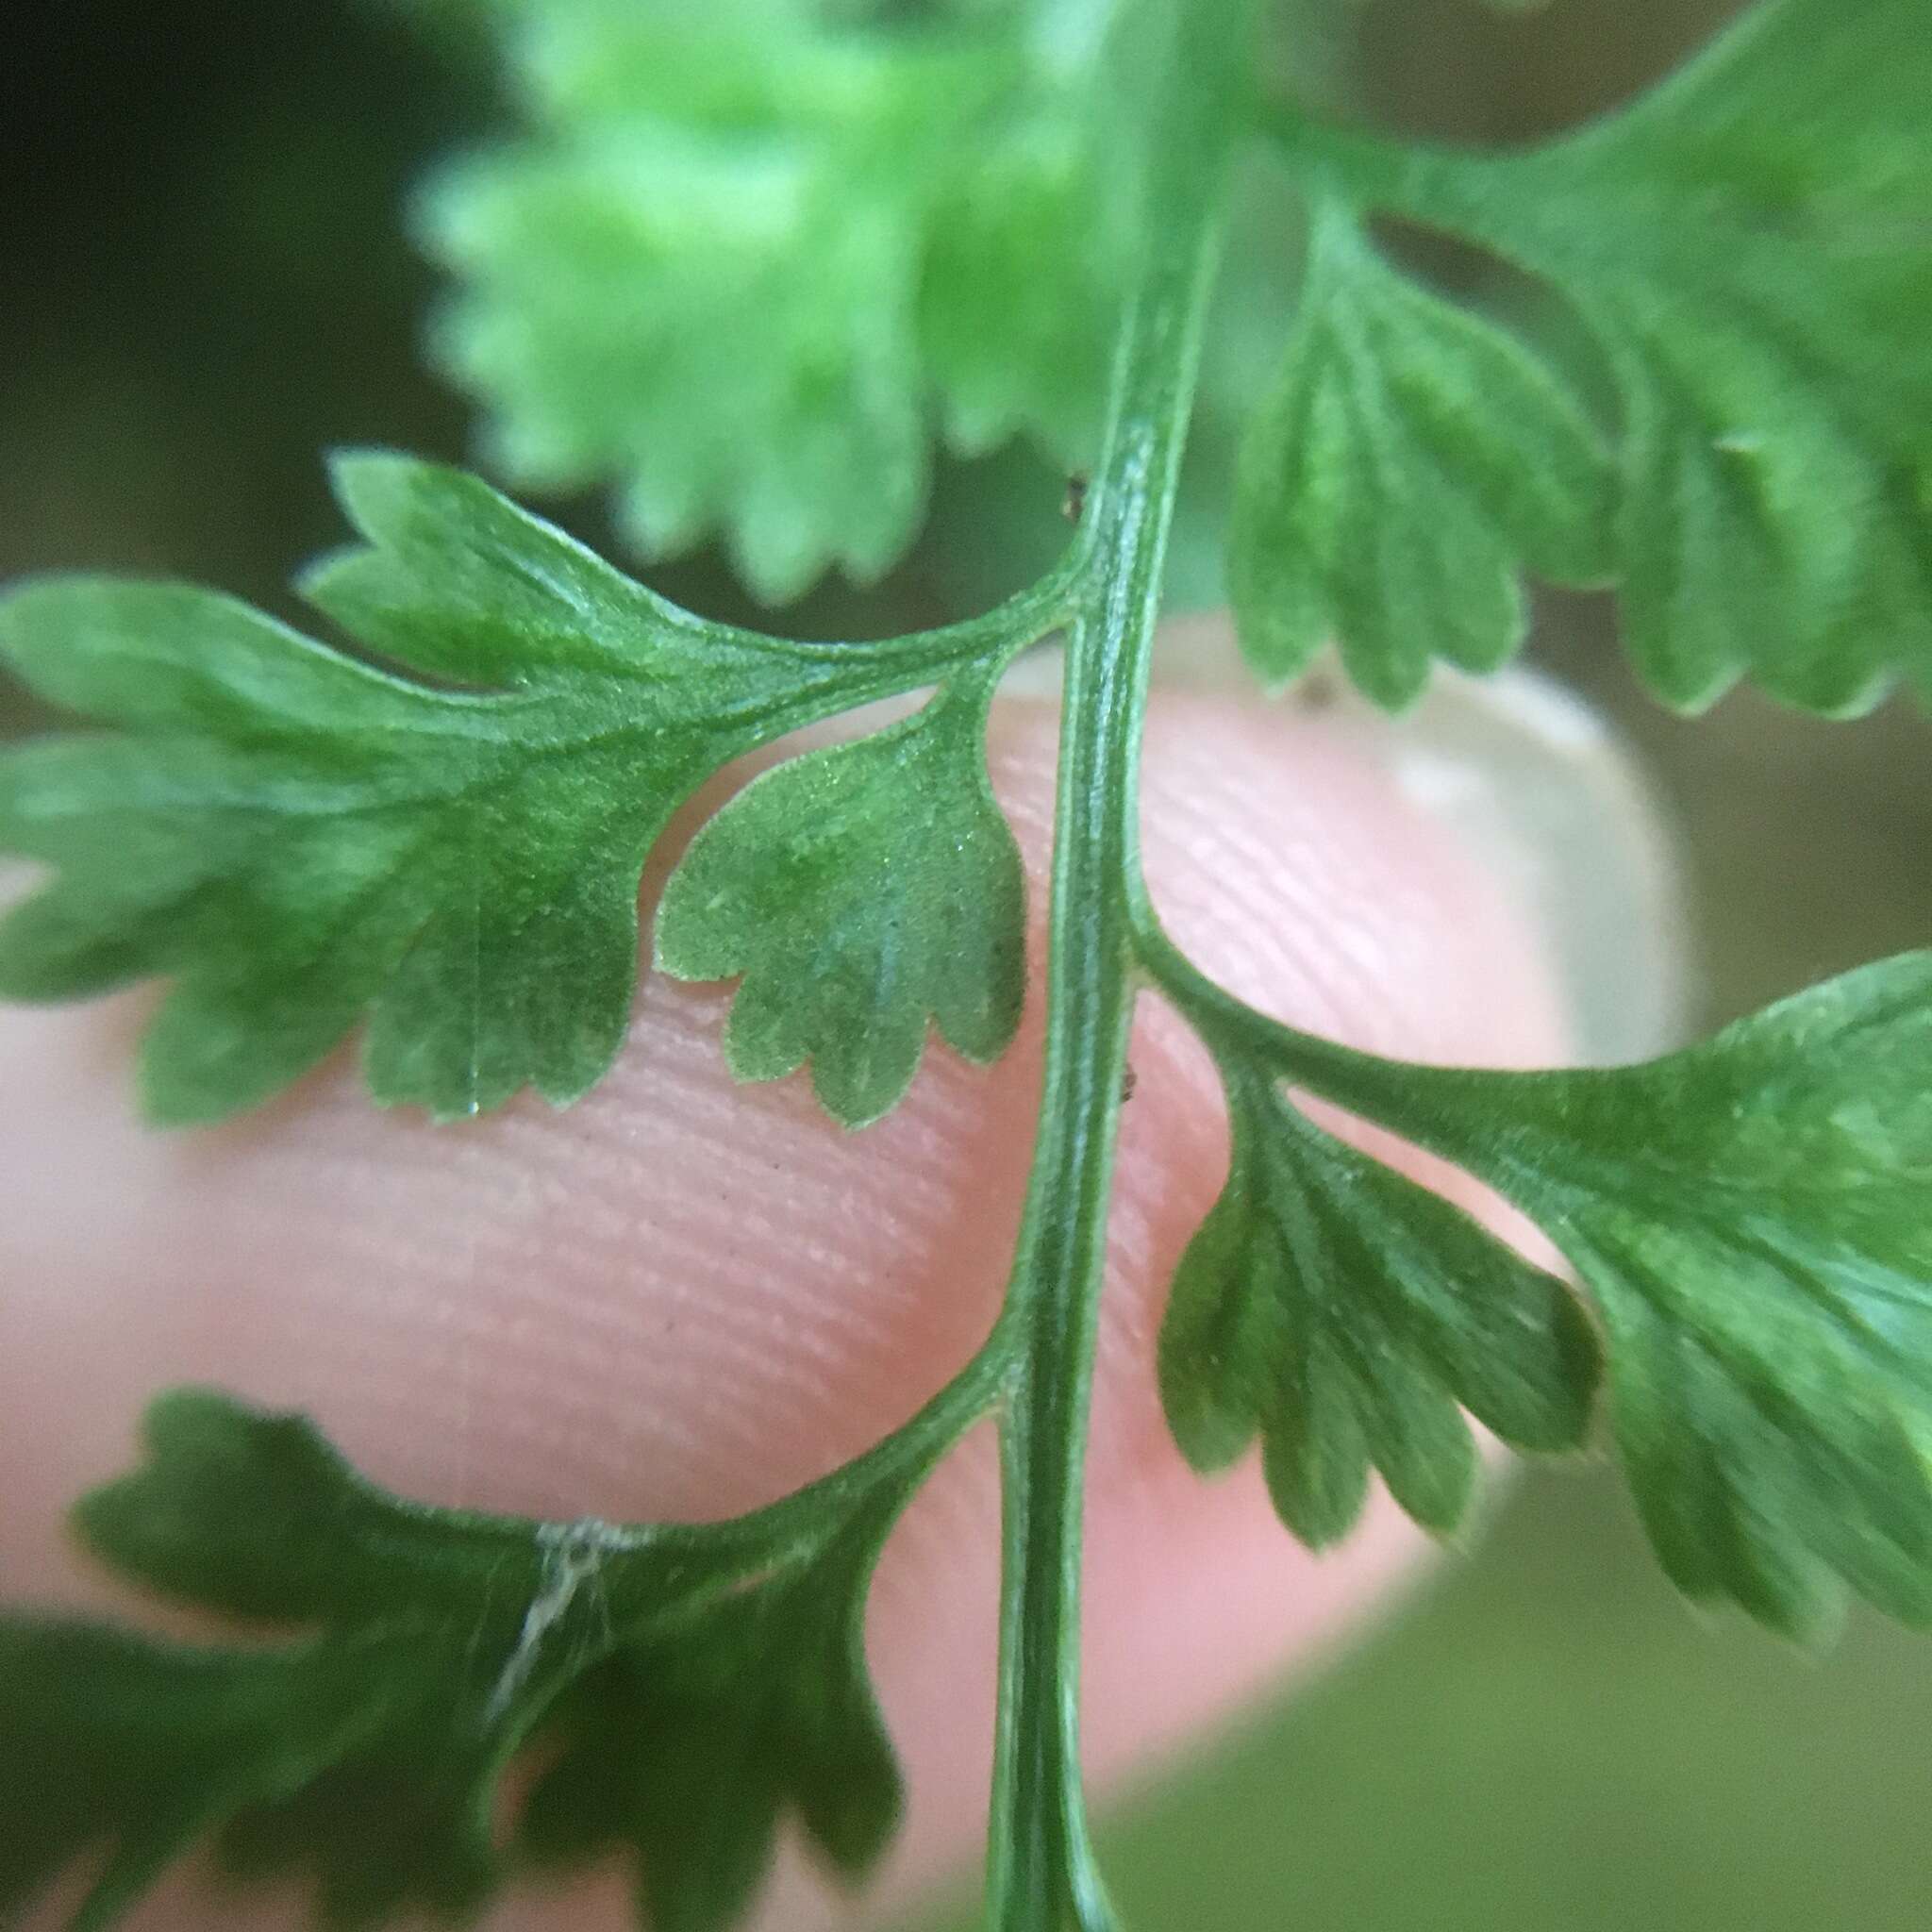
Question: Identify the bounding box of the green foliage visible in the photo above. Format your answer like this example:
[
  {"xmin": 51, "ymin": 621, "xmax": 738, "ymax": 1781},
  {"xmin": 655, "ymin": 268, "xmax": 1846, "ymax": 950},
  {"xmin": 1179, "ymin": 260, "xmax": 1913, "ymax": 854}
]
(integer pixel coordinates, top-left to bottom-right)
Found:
[
  {"xmin": 1170, "ymin": 953, "xmax": 1932, "ymax": 1639},
  {"xmin": 656, "ymin": 674, "xmax": 1026, "ymax": 1128},
  {"xmin": 8, "ymin": 1, "xmax": 1932, "ymax": 1928},
  {"xmin": 1250, "ymin": 0, "xmax": 1932, "ymax": 711},
  {"xmin": 1481, "ymin": 958, "xmax": 1932, "ymax": 1638},
  {"xmin": 1232, "ymin": 198, "xmax": 1611, "ymax": 708},
  {"xmin": 519, "ymin": 1552, "xmax": 900, "ymax": 1932},
  {"xmin": 0, "ymin": 1390, "xmax": 901, "ymax": 1932},
  {"xmin": 418, "ymin": 0, "xmax": 1146, "ymax": 599},
  {"xmin": 0, "ymin": 453, "xmax": 1018, "ymax": 1124},
  {"xmin": 1159, "ymin": 1067, "xmax": 1601, "ymax": 1547}
]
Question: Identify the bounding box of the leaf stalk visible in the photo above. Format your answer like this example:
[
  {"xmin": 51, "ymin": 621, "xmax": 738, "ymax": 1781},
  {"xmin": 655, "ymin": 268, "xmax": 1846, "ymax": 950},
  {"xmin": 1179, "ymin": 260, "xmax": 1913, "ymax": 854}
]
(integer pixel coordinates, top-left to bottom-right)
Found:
[{"xmin": 979, "ymin": 5, "xmax": 1253, "ymax": 1919}]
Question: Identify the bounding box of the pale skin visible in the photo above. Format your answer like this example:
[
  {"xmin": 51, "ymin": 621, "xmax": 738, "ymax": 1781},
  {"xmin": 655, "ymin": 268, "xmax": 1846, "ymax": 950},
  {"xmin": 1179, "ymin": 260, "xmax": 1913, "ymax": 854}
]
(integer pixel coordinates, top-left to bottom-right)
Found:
[{"xmin": 0, "ymin": 641, "xmax": 1571, "ymax": 1930}]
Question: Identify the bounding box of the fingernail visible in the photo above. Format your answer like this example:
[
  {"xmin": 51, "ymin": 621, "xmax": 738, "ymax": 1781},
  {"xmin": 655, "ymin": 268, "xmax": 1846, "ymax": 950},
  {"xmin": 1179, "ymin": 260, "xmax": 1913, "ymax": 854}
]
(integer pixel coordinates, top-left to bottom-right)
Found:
[
  {"xmin": 1132, "ymin": 615, "xmax": 1692, "ymax": 1064},
  {"xmin": 1360, "ymin": 664, "xmax": 1691, "ymax": 1065}
]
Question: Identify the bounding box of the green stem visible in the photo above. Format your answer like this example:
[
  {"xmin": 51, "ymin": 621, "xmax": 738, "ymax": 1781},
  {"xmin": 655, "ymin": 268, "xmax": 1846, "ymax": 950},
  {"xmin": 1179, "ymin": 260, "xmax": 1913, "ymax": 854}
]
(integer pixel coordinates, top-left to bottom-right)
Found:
[
  {"xmin": 981, "ymin": 10, "xmax": 1248, "ymax": 1922},
  {"xmin": 1130, "ymin": 898, "xmax": 1517, "ymax": 1166},
  {"xmin": 1259, "ymin": 97, "xmax": 1536, "ymax": 253}
]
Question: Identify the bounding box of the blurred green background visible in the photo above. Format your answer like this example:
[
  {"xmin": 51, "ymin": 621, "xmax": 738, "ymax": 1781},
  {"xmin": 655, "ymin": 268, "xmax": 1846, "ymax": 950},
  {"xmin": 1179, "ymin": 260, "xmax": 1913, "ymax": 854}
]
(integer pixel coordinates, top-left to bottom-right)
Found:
[{"xmin": 3, "ymin": 3, "xmax": 1927, "ymax": 1927}]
